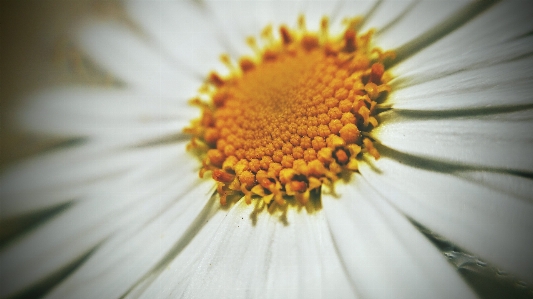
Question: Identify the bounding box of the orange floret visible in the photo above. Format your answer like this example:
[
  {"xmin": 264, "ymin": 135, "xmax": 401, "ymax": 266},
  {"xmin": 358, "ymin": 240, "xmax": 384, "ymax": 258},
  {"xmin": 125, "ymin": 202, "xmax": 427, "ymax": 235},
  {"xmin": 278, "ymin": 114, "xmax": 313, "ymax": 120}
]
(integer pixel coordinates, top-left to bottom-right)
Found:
[{"xmin": 186, "ymin": 15, "xmax": 392, "ymax": 206}]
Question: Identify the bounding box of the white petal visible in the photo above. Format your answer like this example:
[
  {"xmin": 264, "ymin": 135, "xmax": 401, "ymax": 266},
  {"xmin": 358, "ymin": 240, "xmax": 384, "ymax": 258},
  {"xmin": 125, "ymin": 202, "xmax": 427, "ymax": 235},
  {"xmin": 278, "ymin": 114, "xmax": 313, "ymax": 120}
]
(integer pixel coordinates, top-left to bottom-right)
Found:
[
  {"xmin": 362, "ymin": 0, "xmax": 418, "ymax": 34},
  {"xmin": 457, "ymin": 171, "xmax": 533, "ymax": 203},
  {"xmin": 76, "ymin": 20, "xmax": 199, "ymax": 97},
  {"xmin": 372, "ymin": 111, "xmax": 533, "ymax": 172},
  {"xmin": 195, "ymin": 0, "xmax": 346, "ymax": 65},
  {"xmin": 205, "ymin": 0, "xmax": 345, "ymax": 60},
  {"xmin": 372, "ymin": 1, "xmax": 469, "ymax": 51},
  {"xmin": 137, "ymin": 200, "xmax": 355, "ymax": 299},
  {"xmin": 359, "ymin": 156, "xmax": 533, "ymax": 285},
  {"xmin": 337, "ymin": 0, "xmax": 379, "ymax": 27},
  {"xmin": 388, "ymin": 57, "xmax": 533, "ymax": 110},
  {"xmin": 202, "ymin": 1, "xmax": 271, "ymax": 60},
  {"xmin": 322, "ymin": 176, "xmax": 477, "ymax": 299},
  {"xmin": 297, "ymin": 0, "xmax": 344, "ymax": 32},
  {"xmin": 125, "ymin": 1, "xmax": 228, "ymax": 77},
  {"xmin": 44, "ymin": 179, "xmax": 214, "ymax": 299},
  {"xmin": 17, "ymin": 86, "xmax": 197, "ymax": 138},
  {"xmin": 0, "ymin": 141, "xmax": 192, "ymax": 217},
  {"xmin": 392, "ymin": 0, "xmax": 533, "ymax": 89},
  {"xmin": 0, "ymin": 143, "xmax": 201, "ymax": 298}
]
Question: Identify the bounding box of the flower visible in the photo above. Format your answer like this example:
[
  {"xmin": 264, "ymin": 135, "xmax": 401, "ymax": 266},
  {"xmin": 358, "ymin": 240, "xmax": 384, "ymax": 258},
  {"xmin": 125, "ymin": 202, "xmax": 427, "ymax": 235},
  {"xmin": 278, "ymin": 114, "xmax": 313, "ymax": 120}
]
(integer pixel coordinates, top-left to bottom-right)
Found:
[{"xmin": 1, "ymin": 0, "xmax": 533, "ymax": 298}]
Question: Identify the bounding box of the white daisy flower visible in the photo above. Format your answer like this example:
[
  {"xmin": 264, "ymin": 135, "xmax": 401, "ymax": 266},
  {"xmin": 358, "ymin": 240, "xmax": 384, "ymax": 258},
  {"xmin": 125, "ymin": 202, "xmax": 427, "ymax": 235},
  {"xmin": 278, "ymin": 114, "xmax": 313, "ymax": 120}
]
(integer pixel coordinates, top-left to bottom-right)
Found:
[{"xmin": 1, "ymin": 0, "xmax": 533, "ymax": 298}]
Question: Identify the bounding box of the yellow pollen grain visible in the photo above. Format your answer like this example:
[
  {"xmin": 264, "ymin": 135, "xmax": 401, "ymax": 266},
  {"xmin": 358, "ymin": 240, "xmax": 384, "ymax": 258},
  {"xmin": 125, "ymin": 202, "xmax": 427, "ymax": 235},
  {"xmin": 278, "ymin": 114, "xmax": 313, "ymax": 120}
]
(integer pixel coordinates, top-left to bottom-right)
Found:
[{"xmin": 186, "ymin": 15, "xmax": 394, "ymax": 206}]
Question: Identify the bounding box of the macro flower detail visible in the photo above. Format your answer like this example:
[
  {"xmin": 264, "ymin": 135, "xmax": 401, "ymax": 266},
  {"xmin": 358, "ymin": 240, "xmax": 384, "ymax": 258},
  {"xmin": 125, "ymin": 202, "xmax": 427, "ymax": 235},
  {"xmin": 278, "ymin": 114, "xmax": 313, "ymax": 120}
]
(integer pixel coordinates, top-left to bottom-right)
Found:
[
  {"xmin": 1, "ymin": 1, "xmax": 533, "ymax": 299},
  {"xmin": 186, "ymin": 17, "xmax": 392, "ymax": 207}
]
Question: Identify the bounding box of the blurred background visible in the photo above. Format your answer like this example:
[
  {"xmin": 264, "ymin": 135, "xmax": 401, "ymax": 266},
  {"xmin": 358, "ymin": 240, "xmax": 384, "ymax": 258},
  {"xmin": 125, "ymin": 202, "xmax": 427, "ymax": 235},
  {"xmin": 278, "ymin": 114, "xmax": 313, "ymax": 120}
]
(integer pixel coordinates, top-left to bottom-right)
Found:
[
  {"xmin": 0, "ymin": 0, "xmax": 118, "ymax": 169},
  {"xmin": 1, "ymin": 0, "xmax": 86, "ymax": 168}
]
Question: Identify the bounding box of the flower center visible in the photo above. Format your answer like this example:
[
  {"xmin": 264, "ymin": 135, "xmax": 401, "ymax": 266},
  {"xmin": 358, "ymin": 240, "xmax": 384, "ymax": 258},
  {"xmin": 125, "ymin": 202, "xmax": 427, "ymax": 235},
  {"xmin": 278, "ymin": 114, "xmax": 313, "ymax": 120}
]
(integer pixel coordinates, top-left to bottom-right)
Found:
[{"xmin": 186, "ymin": 16, "xmax": 394, "ymax": 207}]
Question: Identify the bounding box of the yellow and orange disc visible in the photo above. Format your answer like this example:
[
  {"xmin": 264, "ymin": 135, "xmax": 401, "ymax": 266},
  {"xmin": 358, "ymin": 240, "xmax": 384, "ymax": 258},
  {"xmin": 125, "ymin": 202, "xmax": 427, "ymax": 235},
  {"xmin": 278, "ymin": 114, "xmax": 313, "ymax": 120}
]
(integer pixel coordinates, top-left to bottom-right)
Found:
[{"xmin": 186, "ymin": 16, "xmax": 394, "ymax": 206}]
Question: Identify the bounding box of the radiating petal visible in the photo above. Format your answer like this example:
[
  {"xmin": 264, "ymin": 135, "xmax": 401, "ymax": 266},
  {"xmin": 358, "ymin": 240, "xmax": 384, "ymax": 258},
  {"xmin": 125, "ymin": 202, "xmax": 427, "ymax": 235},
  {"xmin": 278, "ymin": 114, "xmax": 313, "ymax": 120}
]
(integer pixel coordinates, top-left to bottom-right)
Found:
[
  {"xmin": 203, "ymin": 0, "xmax": 306, "ymax": 62},
  {"xmin": 44, "ymin": 179, "xmax": 214, "ymax": 299},
  {"xmin": 0, "ymin": 143, "xmax": 206, "ymax": 298},
  {"xmin": 361, "ymin": 0, "xmax": 418, "ymax": 34},
  {"xmin": 125, "ymin": 1, "xmax": 227, "ymax": 77},
  {"xmin": 457, "ymin": 171, "xmax": 533, "ymax": 203},
  {"xmin": 388, "ymin": 57, "xmax": 533, "ymax": 110},
  {"xmin": 359, "ymin": 156, "xmax": 533, "ymax": 285},
  {"xmin": 137, "ymin": 200, "xmax": 355, "ymax": 299},
  {"xmin": 201, "ymin": 0, "xmax": 383, "ymax": 72},
  {"xmin": 392, "ymin": 0, "xmax": 533, "ymax": 89},
  {"xmin": 0, "ymin": 146, "xmax": 202, "ymax": 294},
  {"xmin": 296, "ymin": 0, "xmax": 344, "ymax": 32},
  {"xmin": 16, "ymin": 86, "xmax": 196, "ymax": 139},
  {"xmin": 337, "ymin": 0, "xmax": 378, "ymax": 28},
  {"xmin": 205, "ymin": 0, "xmax": 345, "ymax": 60},
  {"xmin": 0, "ymin": 141, "xmax": 192, "ymax": 217},
  {"xmin": 371, "ymin": 1, "xmax": 469, "ymax": 51},
  {"xmin": 372, "ymin": 110, "xmax": 533, "ymax": 172},
  {"xmin": 76, "ymin": 20, "xmax": 200, "ymax": 97},
  {"xmin": 322, "ymin": 176, "xmax": 477, "ymax": 299}
]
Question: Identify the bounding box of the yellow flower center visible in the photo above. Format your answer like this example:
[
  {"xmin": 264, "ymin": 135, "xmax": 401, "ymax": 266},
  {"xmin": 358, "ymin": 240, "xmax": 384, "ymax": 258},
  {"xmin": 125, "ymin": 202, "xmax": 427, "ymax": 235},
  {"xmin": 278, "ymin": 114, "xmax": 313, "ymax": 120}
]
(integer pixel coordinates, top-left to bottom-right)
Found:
[{"xmin": 186, "ymin": 16, "xmax": 394, "ymax": 207}]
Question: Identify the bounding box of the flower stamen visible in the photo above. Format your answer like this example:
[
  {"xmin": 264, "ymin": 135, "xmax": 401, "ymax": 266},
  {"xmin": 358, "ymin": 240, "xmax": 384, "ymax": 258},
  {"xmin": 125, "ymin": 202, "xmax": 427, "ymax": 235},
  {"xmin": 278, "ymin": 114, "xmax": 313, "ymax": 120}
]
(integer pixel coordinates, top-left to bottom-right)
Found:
[{"xmin": 186, "ymin": 15, "xmax": 393, "ymax": 207}]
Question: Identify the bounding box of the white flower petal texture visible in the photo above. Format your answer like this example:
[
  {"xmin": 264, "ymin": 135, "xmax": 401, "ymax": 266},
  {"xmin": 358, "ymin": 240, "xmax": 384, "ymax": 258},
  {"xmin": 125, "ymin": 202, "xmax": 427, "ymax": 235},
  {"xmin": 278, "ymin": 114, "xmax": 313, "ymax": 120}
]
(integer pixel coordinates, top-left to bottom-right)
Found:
[{"xmin": 1, "ymin": 1, "xmax": 533, "ymax": 299}]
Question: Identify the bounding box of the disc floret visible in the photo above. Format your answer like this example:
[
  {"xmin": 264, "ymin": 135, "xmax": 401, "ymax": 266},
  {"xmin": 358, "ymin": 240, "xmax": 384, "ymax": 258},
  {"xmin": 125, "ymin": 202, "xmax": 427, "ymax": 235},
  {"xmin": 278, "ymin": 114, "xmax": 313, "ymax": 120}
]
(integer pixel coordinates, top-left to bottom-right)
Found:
[{"xmin": 186, "ymin": 16, "xmax": 394, "ymax": 206}]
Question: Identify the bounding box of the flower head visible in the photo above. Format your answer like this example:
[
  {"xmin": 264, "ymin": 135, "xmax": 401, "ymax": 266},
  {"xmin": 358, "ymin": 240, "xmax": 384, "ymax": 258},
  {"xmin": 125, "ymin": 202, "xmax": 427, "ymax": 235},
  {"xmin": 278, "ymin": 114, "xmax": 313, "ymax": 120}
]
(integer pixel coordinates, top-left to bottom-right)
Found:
[
  {"xmin": 1, "ymin": 1, "xmax": 533, "ymax": 298},
  {"xmin": 185, "ymin": 15, "xmax": 392, "ymax": 207}
]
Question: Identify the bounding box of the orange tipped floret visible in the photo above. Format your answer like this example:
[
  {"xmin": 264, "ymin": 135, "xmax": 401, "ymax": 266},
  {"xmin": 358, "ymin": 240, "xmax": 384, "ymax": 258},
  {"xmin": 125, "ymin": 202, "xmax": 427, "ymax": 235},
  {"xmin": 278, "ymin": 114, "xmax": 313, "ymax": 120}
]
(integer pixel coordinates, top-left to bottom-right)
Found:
[
  {"xmin": 212, "ymin": 169, "xmax": 235, "ymax": 184},
  {"xmin": 208, "ymin": 72, "xmax": 225, "ymax": 87},
  {"xmin": 370, "ymin": 62, "xmax": 385, "ymax": 84},
  {"xmin": 343, "ymin": 29, "xmax": 356, "ymax": 52},
  {"xmin": 280, "ymin": 26, "xmax": 293, "ymax": 45},
  {"xmin": 186, "ymin": 15, "xmax": 393, "ymax": 207},
  {"xmin": 239, "ymin": 58, "xmax": 255, "ymax": 72}
]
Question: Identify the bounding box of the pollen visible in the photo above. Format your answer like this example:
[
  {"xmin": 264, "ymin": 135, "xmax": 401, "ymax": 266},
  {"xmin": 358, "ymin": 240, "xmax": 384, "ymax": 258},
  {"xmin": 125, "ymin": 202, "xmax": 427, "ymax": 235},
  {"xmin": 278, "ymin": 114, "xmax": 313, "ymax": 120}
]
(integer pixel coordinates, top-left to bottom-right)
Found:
[{"xmin": 186, "ymin": 15, "xmax": 394, "ymax": 207}]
